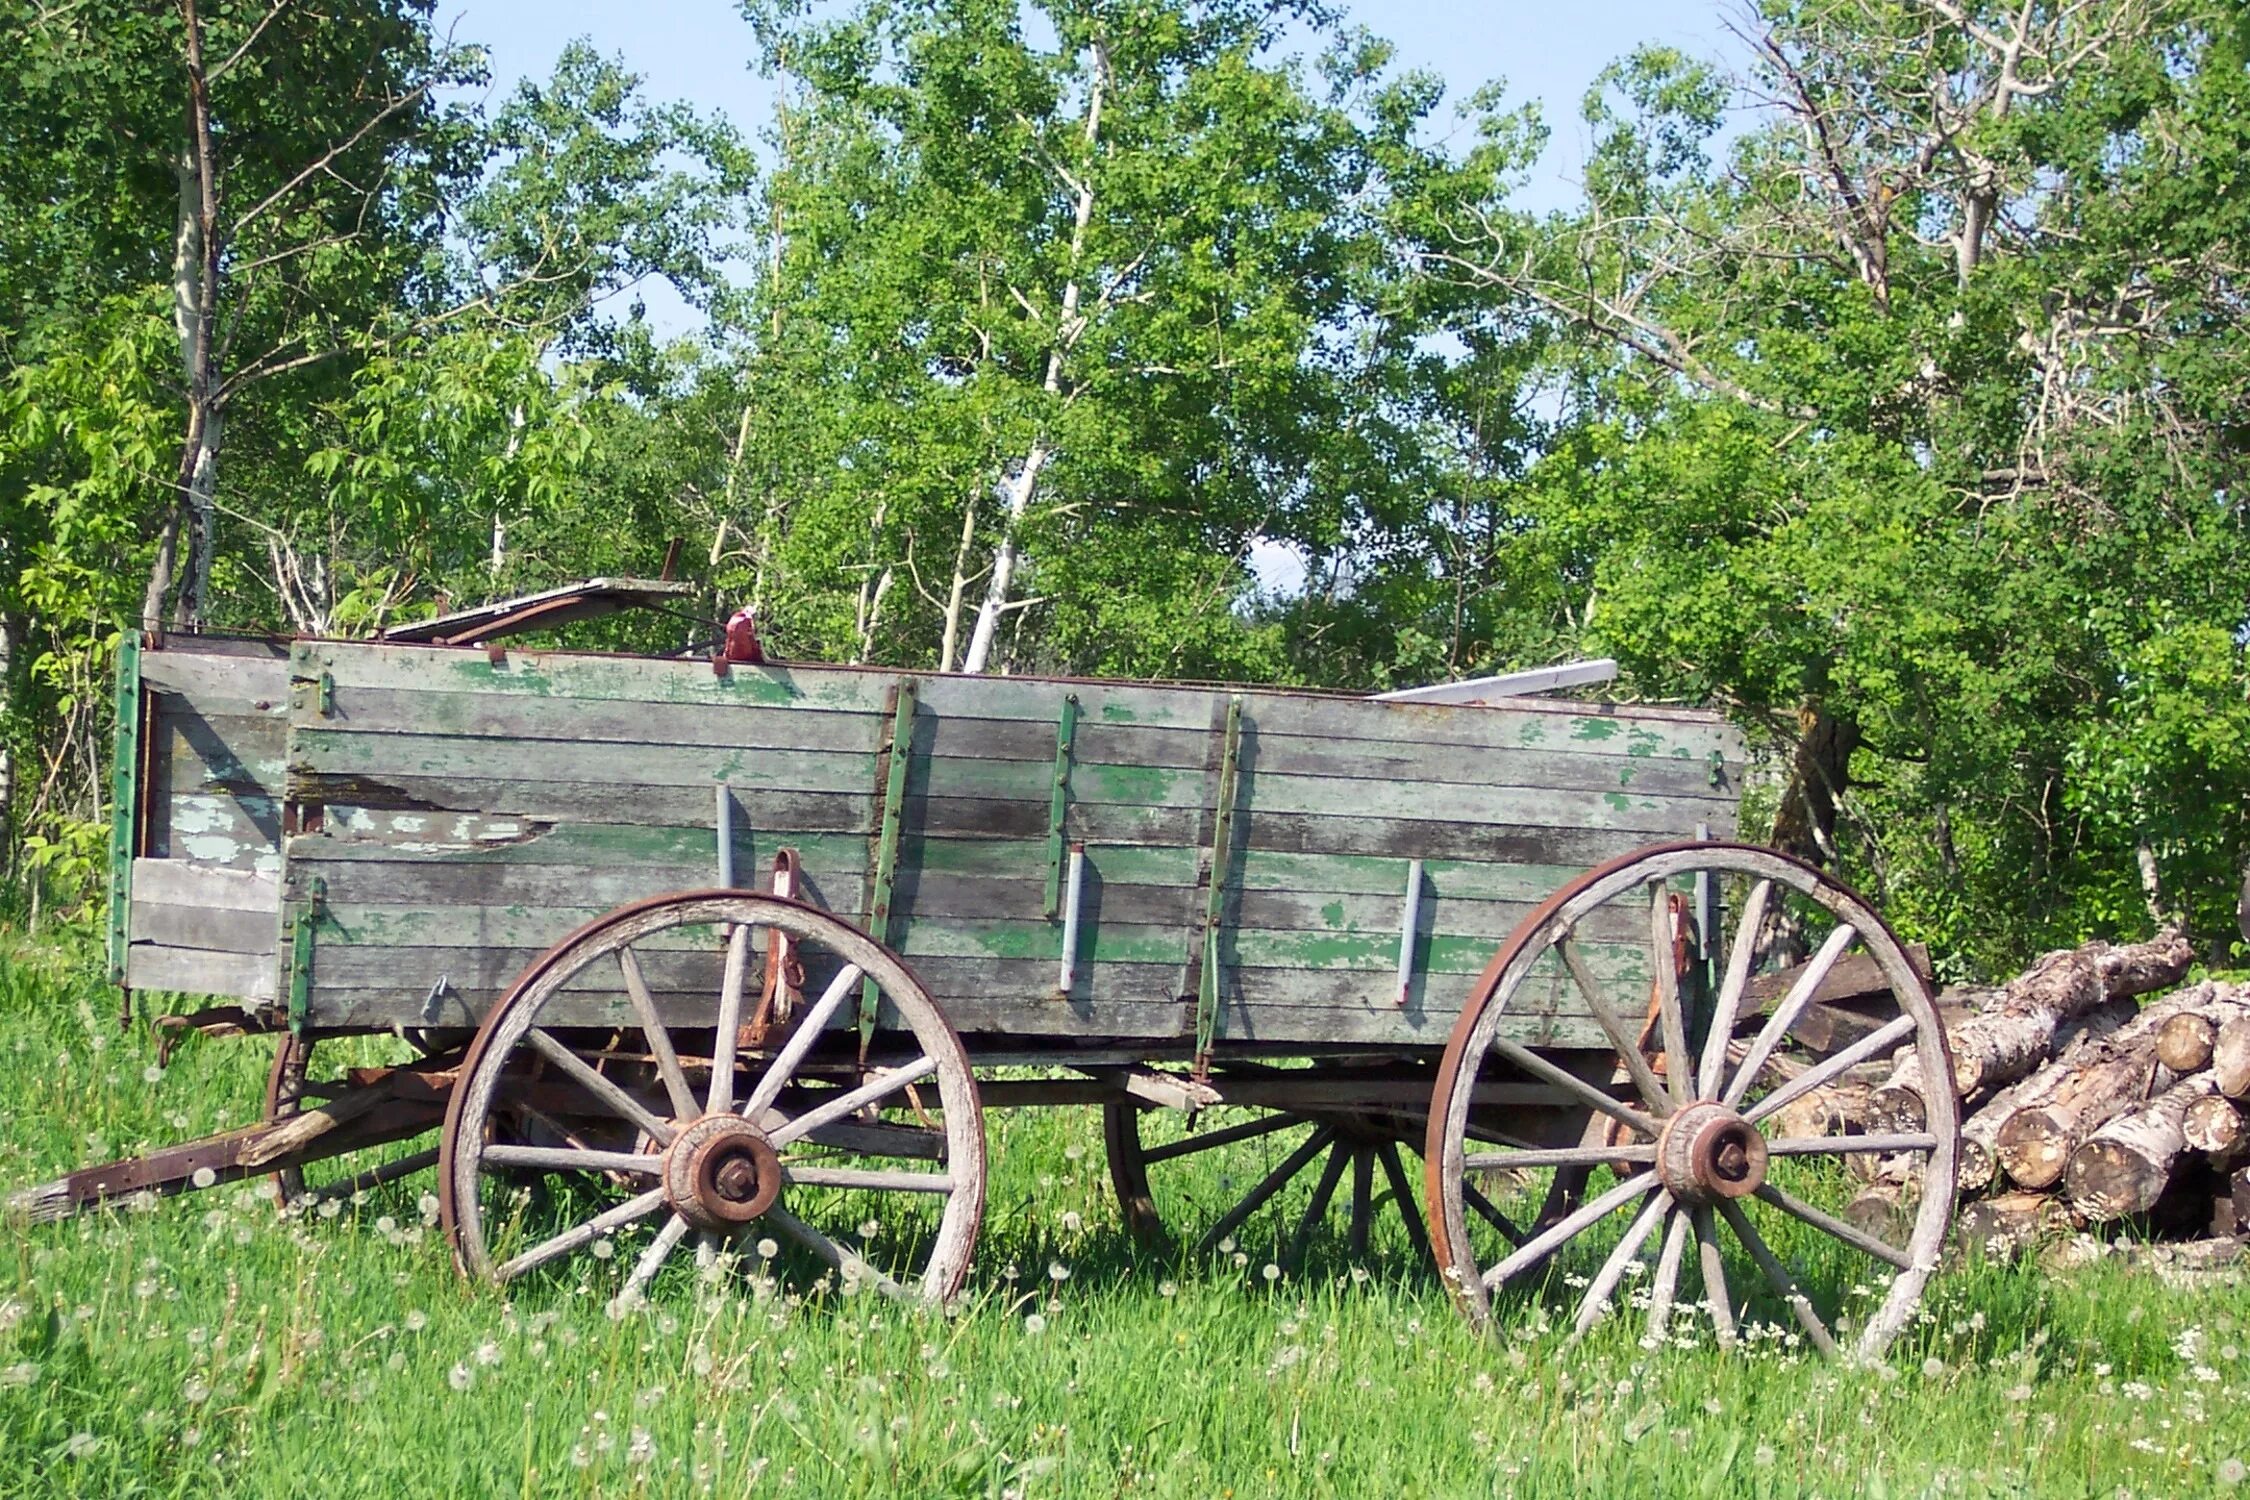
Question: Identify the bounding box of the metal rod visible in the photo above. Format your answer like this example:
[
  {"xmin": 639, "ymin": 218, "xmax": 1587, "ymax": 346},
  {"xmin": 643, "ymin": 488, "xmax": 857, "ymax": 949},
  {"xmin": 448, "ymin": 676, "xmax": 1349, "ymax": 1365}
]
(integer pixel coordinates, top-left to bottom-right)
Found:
[
  {"xmin": 1057, "ymin": 842, "xmax": 1086, "ymax": 996},
  {"xmin": 1395, "ymin": 858, "xmax": 1423, "ymax": 1007},
  {"xmin": 715, "ymin": 783, "xmax": 736, "ymax": 889}
]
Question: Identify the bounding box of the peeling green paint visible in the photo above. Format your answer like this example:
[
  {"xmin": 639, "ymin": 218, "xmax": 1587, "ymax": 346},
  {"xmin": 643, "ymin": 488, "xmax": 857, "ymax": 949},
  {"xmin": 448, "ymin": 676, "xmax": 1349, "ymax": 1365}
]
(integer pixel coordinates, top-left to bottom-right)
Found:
[{"xmin": 1569, "ymin": 717, "xmax": 1620, "ymax": 741}]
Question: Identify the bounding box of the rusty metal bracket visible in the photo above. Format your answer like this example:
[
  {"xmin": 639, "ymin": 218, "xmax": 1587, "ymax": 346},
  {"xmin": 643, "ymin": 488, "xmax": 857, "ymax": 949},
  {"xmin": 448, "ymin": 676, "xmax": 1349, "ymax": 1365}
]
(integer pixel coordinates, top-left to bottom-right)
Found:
[
  {"xmin": 1043, "ymin": 694, "xmax": 1079, "ymax": 918},
  {"xmin": 1193, "ymin": 695, "xmax": 1244, "ymax": 1072},
  {"xmin": 106, "ymin": 630, "xmax": 143, "ymax": 989},
  {"xmin": 860, "ymin": 679, "xmax": 917, "ymax": 1057}
]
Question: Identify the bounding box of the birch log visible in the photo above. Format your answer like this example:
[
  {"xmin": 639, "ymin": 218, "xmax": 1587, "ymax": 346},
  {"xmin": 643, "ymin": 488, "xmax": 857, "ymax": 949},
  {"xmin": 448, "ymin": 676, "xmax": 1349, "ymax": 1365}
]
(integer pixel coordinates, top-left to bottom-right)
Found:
[
  {"xmin": 2182, "ymin": 1094, "xmax": 2245, "ymax": 1157},
  {"xmin": 2065, "ymin": 1072, "xmax": 2219, "ymax": 1221},
  {"xmin": 1955, "ymin": 999, "xmax": 2139, "ymax": 1189},
  {"xmin": 2155, "ymin": 1012, "xmax": 2218, "ymax": 1073},
  {"xmin": 1866, "ymin": 934, "xmax": 2191, "ymax": 1134},
  {"xmin": 1993, "ymin": 984, "xmax": 2219, "ymax": 1189},
  {"xmin": 2214, "ymin": 1018, "xmax": 2250, "ymax": 1100}
]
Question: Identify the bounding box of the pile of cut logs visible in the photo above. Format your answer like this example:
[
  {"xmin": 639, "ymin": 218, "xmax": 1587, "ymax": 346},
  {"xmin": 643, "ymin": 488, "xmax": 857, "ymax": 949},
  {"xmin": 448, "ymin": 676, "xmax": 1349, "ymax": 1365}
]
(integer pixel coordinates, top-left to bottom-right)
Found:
[{"xmin": 1761, "ymin": 930, "xmax": 2250, "ymax": 1253}]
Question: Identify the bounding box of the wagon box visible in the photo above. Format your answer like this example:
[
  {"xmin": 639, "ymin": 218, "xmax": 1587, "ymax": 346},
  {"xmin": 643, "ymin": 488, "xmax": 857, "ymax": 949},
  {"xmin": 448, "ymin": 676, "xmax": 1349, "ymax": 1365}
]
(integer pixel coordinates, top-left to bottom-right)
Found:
[{"xmin": 32, "ymin": 625, "xmax": 1961, "ymax": 1362}]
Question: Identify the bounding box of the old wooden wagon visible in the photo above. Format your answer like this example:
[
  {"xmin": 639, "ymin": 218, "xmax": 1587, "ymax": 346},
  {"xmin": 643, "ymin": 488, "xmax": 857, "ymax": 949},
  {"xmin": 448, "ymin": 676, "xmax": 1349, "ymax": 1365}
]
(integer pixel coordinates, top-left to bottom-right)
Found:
[{"xmin": 20, "ymin": 607, "xmax": 1959, "ymax": 1359}]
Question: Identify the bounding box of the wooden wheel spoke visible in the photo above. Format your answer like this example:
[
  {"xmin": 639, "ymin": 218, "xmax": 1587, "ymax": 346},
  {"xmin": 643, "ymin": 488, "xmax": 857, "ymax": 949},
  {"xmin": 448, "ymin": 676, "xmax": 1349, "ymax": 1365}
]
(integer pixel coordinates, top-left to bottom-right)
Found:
[
  {"xmin": 1488, "ymin": 1036, "xmax": 1659, "ymax": 1140},
  {"xmin": 1374, "ymin": 1140, "xmax": 1432, "ymax": 1262},
  {"xmin": 783, "ymin": 1165, "xmax": 953, "ymax": 1194},
  {"xmin": 1558, "ymin": 934, "xmax": 1671, "ymax": 1115},
  {"xmin": 1195, "ymin": 1125, "xmax": 1337, "ymax": 1256},
  {"xmin": 1645, "ymin": 1206, "xmax": 1691, "ymax": 1343},
  {"xmin": 1696, "ymin": 880, "xmax": 1773, "ymax": 1098},
  {"xmin": 1753, "ymin": 1183, "xmax": 1912, "ymax": 1271},
  {"xmin": 1716, "ymin": 1198, "xmax": 1837, "ymax": 1356},
  {"xmin": 1693, "ymin": 1205, "xmax": 1736, "ymax": 1347},
  {"xmin": 766, "ymin": 1204, "xmax": 908, "ymax": 1300},
  {"xmin": 482, "ymin": 1144, "xmax": 662, "ymax": 1176},
  {"xmin": 706, "ymin": 925, "xmax": 757, "ymax": 1114},
  {"xmin": 1463, "ymin": 1143, "xmax": 1656, "ymax": 1172},
  {"xmin": 1346, "ymin": 1147, "xmax": 1375, "ymax": 1259},
  {"xmin": 1649, "ymin": 884, "xmax": 1693, "ymax": 1107},
  {"xmin": 618, "ymin": 946, "xmax": 698, "ymax": 1121},
  {"xmin": 525, "ymin": 1029, "xmax": 677, "ymax": 1146},
  {"xmin": 1286, "ymin": 1142, "xmax": 1353, "ymax": 1265},
  {"xmin": 620, "ymin": 1213, "xmax": 693, "ymax": 1305},
  {"xmin": 740, "ymin": 963, "xmax": 863, "ymax": 1122},
  {"xmin": 494, "ymin": 1186, "xmax": 667, "ymax": 1281},
  {"xmin": 768, "ymin": 1056, "xmax": 938, "ymax": 1150},
  {"xmin": 1479, "ymin": 1170, "xmax": 1657, "ymax": 1291},
  {"xmin": 1722, "ymin": 923, "xmax": 1858, "ymax": 1108},
  {"xmin": 1745, "ymin": 1015, "xmax": 1917, "ymax": 1126},
  {"xmin": 1571, "ymin": 1189, "xmax": 1673, "ymax": 1340},
  {"xmin": 1766, "ymin": 1132, "xmax": 1936, "ymax": 1157},
  {"xmin": 1141, "ymin": 1112, "xmax": 1303, "ymax": 1164},
  {"xmin": 1461, "ymin": 1178, "xmax": 1528, "ymax": 1247}
]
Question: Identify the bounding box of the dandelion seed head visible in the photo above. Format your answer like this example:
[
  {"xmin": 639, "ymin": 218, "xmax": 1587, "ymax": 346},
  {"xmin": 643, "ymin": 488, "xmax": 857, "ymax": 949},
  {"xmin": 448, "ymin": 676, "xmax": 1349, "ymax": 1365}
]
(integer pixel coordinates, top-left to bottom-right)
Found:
[
  {"xmin": 190, "ymin": 1167, "xmax": 217, "ymax": 1190},
  {"xmin": 756, "ymin": 1238, "xmax": 778, "ymax": 1260},
  {"xmin": 1023, "ymin": 1313, "xmax": 1047, "ymax": 1336},
  {"xmin": 2218, "ymin": 1458, "xmax": 2246, "ymax": 1487},
  {"xmin": 448, "ymin": 1363, "xmax": 473, "ymax": 1392},
  {"xmin": 143, "ymin": 1065, "xmax": 164, "ymax": 1084}
]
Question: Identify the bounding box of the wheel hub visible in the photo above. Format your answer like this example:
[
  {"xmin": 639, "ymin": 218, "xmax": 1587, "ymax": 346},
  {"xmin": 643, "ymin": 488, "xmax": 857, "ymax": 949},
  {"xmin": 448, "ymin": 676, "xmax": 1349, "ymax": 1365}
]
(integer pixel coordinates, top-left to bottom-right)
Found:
[
  {"xmin": 664, "ymin": 1114, "xmax": 783, "ymax": 1232},
  {"xmin": 1655, "ymin": 1100, "xmax": 1768, "ymax": 1205}
]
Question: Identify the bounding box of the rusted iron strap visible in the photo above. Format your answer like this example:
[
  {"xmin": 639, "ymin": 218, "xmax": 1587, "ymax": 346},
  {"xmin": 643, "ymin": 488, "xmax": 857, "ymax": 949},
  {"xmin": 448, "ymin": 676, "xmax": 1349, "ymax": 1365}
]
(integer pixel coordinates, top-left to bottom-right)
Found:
[
  {"xmin": 860, "ymin": 679, "xmax": 917, "ymax": 1056},
  {"xmin": 1193, "ymin": 695, "xmax": 1245, "ymax": 1070}
]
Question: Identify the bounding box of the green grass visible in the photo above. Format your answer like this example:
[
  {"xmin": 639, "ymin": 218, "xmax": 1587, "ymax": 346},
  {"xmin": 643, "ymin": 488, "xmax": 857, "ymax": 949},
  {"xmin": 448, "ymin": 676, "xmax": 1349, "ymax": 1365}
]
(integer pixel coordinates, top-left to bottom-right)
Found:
[{"xmin": 3, "ymin": 933, "xmax": 2248, "ymax": 1498}]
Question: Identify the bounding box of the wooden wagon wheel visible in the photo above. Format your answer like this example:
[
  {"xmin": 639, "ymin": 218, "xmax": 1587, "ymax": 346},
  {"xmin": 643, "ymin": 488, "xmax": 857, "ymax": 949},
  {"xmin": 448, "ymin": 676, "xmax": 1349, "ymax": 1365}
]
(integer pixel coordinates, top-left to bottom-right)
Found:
[
  {"xmin": 440, "ymin": 892, "xmax": 984, "ymax": 1306},
  {"xmin": 1105, "ymin": 1100, "xmax": 1437, "ymax": 1269},
  {"xmin": 1425, "ymin": 842, "xmax": 1958, "ymax": 1362}
]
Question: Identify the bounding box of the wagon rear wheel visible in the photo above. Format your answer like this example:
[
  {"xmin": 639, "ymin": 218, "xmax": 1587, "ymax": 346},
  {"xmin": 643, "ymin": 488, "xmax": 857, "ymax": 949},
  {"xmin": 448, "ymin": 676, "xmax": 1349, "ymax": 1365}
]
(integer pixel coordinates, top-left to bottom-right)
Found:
[
  {"xmin": 1104, "ymin": 1099, "xmax": 1437, "ymax": 1272},
  {"xmin": 440, "ymin": 892, "xmax": 984, "ymax": 1307},
  {"xmin": 1424, "ymin": 842, "xmax": 1957, "ymax": 1362}
]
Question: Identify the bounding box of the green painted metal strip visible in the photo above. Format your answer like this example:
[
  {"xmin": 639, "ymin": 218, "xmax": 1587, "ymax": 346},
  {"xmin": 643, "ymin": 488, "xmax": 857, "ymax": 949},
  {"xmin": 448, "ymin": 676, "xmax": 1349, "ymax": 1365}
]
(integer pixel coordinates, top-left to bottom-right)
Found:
[
  {"xmin": 283, "ymin": 877, "xmax": 323, "ymax": 1035},
  {"xmin": 1042, "ymin": 694, "xmax": 1080, "ymax": 918},
  {"xmin": 105, "ymin": 630, "xmax": 143, "ymax": 986},
  {"xmin": 860, "ymin": 679, "xmax": 917, "ymax": 1051},
  {"xmin": 1195, "ymin": 695, "xmax": 1244, "ymax": 1062}
]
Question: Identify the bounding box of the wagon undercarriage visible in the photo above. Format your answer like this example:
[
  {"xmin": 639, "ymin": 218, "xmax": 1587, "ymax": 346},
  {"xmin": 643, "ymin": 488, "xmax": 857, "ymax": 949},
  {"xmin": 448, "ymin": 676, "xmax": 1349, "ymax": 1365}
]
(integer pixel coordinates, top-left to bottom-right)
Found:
[{"xmin": 13, "ymin": 628, "xmax": 1962, "ymax": 1362}]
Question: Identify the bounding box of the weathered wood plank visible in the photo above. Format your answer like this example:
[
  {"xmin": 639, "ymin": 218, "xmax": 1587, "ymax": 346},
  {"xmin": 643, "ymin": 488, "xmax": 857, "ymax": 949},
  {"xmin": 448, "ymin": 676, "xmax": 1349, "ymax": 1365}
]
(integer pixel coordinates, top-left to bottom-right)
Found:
[
  {"xmin": 302, "ymin": 642, "xmax": 1740, "ymax": 761},
  {"xmin": 152, "ymin": 713, "xmax": 287, "ymax": 795},
  {"xmin": 286, "ymin": 730, "xmax": 1733, "ymax": 836},
  {"xmin": 139, "ymin": 643, "xmax": 289, "ymax": 704},
  {"xmin": 306, "ymin": 901, "xmax": 1650, "ymax": 982},
  {"xmin": 143, "ymin": 793, "xmax": 283, "ymax": 874},
  {"xmin": 128, "ymin": 859, "xmax": 278, "ymax": 913},
  {"xmin": 126, "ymin": 943, "xmax": 275, "ymax": 1001},
  {"xmin": 307, "ymin": 683, "xmax": 1734, "ymax": 797},
  {"xmin": 128, "ymin": 899, "xmax": 276, "ymax": 955}
]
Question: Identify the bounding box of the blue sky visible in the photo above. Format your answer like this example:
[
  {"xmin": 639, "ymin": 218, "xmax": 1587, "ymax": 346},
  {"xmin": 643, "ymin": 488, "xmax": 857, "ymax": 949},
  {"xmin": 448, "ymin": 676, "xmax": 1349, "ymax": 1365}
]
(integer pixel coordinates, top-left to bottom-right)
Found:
[{"xmin": 444, "ymin": 0, "xmax": 1744, "ymax": 220}]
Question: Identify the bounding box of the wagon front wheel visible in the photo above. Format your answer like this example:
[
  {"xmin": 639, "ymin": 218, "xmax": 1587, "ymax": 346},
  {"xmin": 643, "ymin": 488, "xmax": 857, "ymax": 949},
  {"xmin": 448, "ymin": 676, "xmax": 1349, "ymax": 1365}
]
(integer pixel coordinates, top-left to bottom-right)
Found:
[
  {"xmin": 440, "ymin": 892, "xmax": 985, "ymax": 1306},
  {"xmin": 1424, "ymin": 842, "xmax": 1958, "ymax": 1362}
]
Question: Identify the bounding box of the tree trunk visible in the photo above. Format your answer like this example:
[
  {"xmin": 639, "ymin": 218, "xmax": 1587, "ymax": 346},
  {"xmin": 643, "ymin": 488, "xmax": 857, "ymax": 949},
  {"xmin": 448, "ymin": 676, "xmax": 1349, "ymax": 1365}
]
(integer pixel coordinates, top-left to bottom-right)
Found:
[
  {"xmin": 959, "ymin": 41, "xmax": 1108, "ymax": 674},
  {"xmin": 166, "ymin": 1, "xmax": 224, "ymax": 631},
  {"xmin": 2065, "ymin": 1071, "xmax": 2217, "ymax": 1222},
  {"xmin": 1767, "ymin": 703, "xmax": 1856, "ymax": 867}
]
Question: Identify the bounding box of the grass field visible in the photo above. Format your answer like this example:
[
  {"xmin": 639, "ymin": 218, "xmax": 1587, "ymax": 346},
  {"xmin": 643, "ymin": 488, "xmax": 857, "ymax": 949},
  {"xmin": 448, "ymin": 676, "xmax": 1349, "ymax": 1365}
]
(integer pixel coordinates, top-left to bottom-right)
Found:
[{"xmin": 3, "ymin": 933, "xmax": 2247, "ymax": 1498}]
